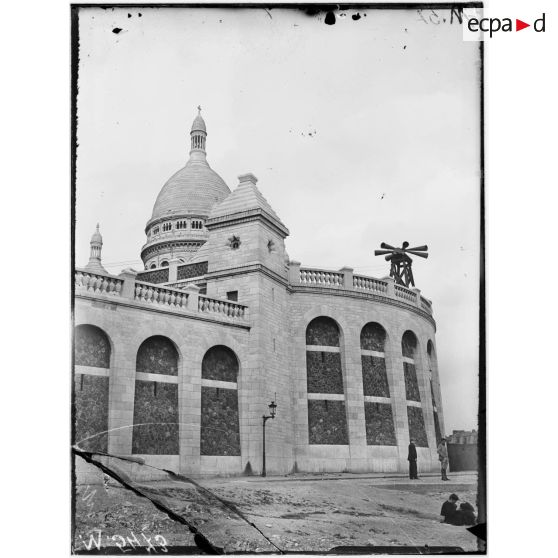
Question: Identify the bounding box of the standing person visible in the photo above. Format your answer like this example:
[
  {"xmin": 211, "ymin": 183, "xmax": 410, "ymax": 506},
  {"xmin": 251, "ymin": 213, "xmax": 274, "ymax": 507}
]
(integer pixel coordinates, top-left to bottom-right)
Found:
[
  {"xmin": 437, "ymin": 437, "xmax": 449, "ymax": 481},
  {"xmin": 408, "ymin": 438, "xmax": 418, "ymax": 479}
]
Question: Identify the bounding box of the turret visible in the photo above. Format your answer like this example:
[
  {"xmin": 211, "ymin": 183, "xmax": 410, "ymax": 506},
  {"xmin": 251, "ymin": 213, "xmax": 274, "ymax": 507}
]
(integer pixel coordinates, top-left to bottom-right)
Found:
[{"xmin": 84, "ymin": 224, "xmax": 108, "ymax": 274}]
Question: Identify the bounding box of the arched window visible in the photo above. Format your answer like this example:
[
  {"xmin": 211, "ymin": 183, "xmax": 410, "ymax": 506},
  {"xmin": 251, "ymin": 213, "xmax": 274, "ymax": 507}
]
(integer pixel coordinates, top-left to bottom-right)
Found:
[
  {"xmin": 160, "ymin": 261, "xmax": 169, "ymax": 267},
  {"xmin": 402, "ymin": 330, "xmax": 428, "ymax": 447},
  {"xmin": 152, "ymin": 226, "xmax": 160, "ymax": 235},
  {"xmin": 132, "ymin": 336, "xmax": 179, "ymax": 455},
  {"xmin": 192, "ymin": 220, "xmax": 203, "ymax": 230},
  {"xmin": 176, "ymin": 220, "xmax": 188, "ymax": 230},
  {"xmin": 150, "ymin": 263, "xmax": 157, "ymax": 269},
  {"xmin": 162, "ymin": 222, "xmax": 172, "ymax": 232},
  {"xmin": 427, "ymin": 341, "xmax": 442, "ymax": 445},
  {"xmin": 360, "ymin": 323, "xmax": 396, "ymax": 445},
  {"xmin": 200, "ymin": 346, "xmax": 240, "ymax": 456},
  {"xmin": 306, "ymin": 317, "xmax": 348, "ymax": 445},
  {"xmin": 74, "ymin": 325, "xmax": 111, "ymax": 452}
]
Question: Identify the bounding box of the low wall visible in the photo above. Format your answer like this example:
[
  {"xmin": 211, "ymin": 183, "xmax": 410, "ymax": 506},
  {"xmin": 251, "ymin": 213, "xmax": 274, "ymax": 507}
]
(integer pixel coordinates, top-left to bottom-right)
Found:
[{"xmin": 448, "ymin": 443, "xmax": 478, "ymax": 472}]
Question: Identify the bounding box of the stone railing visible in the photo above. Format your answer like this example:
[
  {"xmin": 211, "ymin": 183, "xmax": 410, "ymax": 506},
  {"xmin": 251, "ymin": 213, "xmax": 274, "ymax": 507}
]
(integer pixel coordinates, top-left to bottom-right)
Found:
[
  {"xmin": 198, "ymin": 295, "xmax": 248, "ymax": 320},
  {"xmin": 288, "ymin": 262, "xmax": 433, "ymax": 317},
  {"xmin": 353, "ymin": 274, "xmax": 388, "ymax": 294},
  {"xmin": 75, "ymin": 270, "xmax": 124, "ymax": 296},
  {"xmin": 300, "ymin": 268, "xmax": 344, "ymax": 287},
  {"xmin": 420, "ymin": 296, "xmax": 432, "ymax": 312},
  {"xmin": 394, "ymin": 284, "xmax": 416, "ymax": 303},
  {"xmin": 134, "ymin": 281, "xmax": 189, "ymax": 310},
  {"xmin": 75, "ymin": 268, "xmax": 249, "ymax": 326}
]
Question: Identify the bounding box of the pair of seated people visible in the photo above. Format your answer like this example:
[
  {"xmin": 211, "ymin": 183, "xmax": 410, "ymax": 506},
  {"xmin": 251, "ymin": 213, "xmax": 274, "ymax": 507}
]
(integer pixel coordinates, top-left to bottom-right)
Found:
[{"xmin": 440, "ymin": 494, "xmax": 476, "ymax": 526}]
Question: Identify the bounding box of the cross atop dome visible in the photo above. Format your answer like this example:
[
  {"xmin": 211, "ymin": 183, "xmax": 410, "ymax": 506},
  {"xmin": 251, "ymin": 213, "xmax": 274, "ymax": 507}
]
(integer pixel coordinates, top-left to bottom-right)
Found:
[{"xmin": 191, "ymin": 106, "xmax": 207, "ymax": 137}]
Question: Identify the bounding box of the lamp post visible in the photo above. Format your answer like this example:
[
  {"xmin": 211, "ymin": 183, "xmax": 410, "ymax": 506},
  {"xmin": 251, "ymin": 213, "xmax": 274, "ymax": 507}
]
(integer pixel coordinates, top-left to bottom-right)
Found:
[{"xmin": 261, "ymin": 399, "xmax": 277, "ymax": 477}]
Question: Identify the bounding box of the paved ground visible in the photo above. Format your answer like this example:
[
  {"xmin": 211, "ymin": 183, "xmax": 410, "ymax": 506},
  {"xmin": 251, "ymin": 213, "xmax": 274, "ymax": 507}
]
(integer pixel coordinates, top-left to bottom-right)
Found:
[{"xmin": 73, "ymin": 468, "xmax": 481, "ymax": 554}]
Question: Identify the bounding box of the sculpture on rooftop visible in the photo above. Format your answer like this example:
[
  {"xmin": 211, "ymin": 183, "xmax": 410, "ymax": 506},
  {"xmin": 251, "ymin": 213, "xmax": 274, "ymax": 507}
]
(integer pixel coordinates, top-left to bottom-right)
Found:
[{"xmin": 374, "ymin": 242, "xmax": 428, "ymax": 287}]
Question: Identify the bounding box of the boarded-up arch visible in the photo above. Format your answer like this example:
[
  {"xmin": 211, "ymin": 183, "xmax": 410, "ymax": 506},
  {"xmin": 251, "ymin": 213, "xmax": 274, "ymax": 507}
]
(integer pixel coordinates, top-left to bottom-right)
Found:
[
  {"xmin": 402, "ymin": 330, "xmax": 428, "ymax": 447},
  {"xmin": 74, "ymin": 325, "xmax": 111, "ymax": 452},
  {"xmin": 306, "ymin": 317, "xmax": 348, "ymax": 445},
  {"xmin": 132, "ymin": 336, "xmax": 179, "ymax": 455},
  {"xmin": 360, "ymin": 322, "xmax": 396, "ymax": 446},
  {"xmin": 200, "ymin": 346, "xmax": 240, "ymax": 456}
]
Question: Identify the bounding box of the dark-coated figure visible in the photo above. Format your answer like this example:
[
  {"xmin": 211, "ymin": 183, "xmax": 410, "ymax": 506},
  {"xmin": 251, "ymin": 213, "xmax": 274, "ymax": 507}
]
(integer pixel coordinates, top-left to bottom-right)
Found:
[{"xmin": 408, "ymin": 438, "xmax": 418, "ymax": 479}]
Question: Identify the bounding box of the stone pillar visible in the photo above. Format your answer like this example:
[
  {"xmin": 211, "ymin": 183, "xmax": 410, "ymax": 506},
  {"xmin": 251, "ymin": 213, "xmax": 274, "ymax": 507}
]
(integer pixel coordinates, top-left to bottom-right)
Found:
[
  {"xmin": 382, "ymin": 276, "xmax": 395, "ymax": 297},
  {"xmin": 385, "ymin": 327, "xmax": 409, "ymax": 472},
  {"xmin": 168, "ymin": 258, "xmax": 181, "ymax": 283},
  {"xmin": 184, "ymin": 284, "xmax": 200, "ymax": 312},
  {"xmin": 288, "ymin": 261, "xmax": 301, "ymax": 285},
  {"xmin": 414, "ymin": 345, "xmax": 437, "ymax": 469},
  {"xmin": 179, "ymin": 351, "xmax": 202, "ymax": 475},
  {"xmin": 339, "ymin": 266, "xmax": 354, "ymax": 290},
  {"xmin": 119, "ymin": 268, "xmax": 138, "ymax": 300},
  {"xmin": 412, "ymin": 287, "xmax": 422, "ymax": 307},
  {"xmin": 342, "ymin": 323, "xmax": 367, "ymax": 471},
  {"xmin": 107, "ymin": 340, "xmax": 136, "ymax": 457}
]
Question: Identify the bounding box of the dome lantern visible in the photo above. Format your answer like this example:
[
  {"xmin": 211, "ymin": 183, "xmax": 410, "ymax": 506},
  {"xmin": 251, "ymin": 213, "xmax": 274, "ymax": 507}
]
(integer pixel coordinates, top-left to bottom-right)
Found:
[
  {"xmin": 84, "ymin": 223, "xmax": 108, "ymax": 274},
  {"xmin": 190, "ymin": 105, "xmax": 207, "ymax": 155}
]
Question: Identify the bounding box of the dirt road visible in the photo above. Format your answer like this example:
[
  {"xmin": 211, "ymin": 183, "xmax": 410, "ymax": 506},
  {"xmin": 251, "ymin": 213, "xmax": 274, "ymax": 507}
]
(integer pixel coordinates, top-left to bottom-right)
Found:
[{"xmin": 73, "ymin": 470, "xmax": 480, "ymax": 553}]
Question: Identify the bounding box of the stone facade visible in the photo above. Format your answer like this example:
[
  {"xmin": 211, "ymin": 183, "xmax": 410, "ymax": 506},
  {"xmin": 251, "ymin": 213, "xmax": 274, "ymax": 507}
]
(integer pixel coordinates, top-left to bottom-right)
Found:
[{"xmin": 74, "ymin": 112, "xmax": 445, "ymax": 481}]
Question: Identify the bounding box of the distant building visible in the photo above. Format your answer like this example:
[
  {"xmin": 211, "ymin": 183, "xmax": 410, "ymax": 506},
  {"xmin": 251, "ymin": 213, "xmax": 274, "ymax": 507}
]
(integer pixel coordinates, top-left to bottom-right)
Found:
[{"xmin": 74, "ymin": 109, "xmax": 446, "ymax": 480}]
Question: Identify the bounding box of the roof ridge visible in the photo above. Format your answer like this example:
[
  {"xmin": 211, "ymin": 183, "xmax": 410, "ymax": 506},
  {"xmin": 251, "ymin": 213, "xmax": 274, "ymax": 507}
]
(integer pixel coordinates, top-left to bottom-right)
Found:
[{"xmin": 208, "ymin": 178, "xmax": 283, "ymax": 224}]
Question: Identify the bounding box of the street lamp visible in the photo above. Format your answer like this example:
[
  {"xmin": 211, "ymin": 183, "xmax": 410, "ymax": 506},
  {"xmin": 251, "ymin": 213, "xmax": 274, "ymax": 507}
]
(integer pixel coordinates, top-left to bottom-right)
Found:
[{"xmin": 261, "ymin": 399, "xmax": 277, "ymax": 477}]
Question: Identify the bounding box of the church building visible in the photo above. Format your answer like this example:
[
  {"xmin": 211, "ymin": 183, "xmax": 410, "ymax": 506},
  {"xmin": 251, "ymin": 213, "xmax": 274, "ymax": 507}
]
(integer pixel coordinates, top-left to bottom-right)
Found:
[{"xmin": 74, "ymin": 109, "xmax": 445, "ymax": 480}]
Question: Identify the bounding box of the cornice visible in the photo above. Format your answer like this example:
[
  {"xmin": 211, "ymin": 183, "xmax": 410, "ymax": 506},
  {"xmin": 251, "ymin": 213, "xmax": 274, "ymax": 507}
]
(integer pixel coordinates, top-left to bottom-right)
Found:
[
  {"xmin": 288, "ymin": 285, "xmax": 437, "ymax": 330},
  {"xmin": 205, "ymin": 208, "xmax": 290, "ymax": 238},
  {"xmin": 144, "ymin": 213, "xmax": 210, "ymax": 232},
  {"xmin": 205, "ymin": 263, "xmax": 289, "ymax": 287},
  {"xmin": 75, "ymin": 292, "xmax": 251, "ymax": 331},
  {"xmin": 141, "ymin": 239, "xmax": 205, "ymax": 259}
]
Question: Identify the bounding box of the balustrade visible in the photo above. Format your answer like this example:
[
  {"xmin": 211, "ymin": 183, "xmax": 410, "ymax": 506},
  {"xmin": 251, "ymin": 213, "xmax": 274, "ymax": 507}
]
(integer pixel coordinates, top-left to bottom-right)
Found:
[
  {"xmin": 134, "ymin": 281, "xmax": 189, "ymax": 310},
  {"xmin": 198, "ymin": 295, "xmax": 247, "ymax": 320},
  {"xmin": 353, "ymin": 274, "xmax": 388, "ymax": 293},
  {"xmin": 292, "ymin": 266, "xmax": 433, "ymax": 316},
  {"xmin": 75, "ymin": 270, "xmax": 123, "ymax": 296},
  {"xmin": 300, "ymin": 268, "xmax": 344, "ymax": 287},
  {"xmin": 394, "ymin": 284, "xmax": 416, "ymax": 302}
]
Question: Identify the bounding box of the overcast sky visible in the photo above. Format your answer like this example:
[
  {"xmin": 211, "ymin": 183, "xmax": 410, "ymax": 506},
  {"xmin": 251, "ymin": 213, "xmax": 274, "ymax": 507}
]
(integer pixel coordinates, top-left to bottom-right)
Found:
[{"xmin": 76, "ymin": 6, "xmax": 480, "ymax": 434}]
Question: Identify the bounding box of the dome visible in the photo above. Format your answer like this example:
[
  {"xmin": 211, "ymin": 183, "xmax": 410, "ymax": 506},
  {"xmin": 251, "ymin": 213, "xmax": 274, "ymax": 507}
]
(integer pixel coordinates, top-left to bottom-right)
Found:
[
  {"xmin": 150, "ymin": 158, "xmax": 230, "ymax": 221},
  {"xmin": 191, "ymin": 113, "xmax": 206, "ymax": 133},
  {"xmin": 91, "ymin": 223, "xmax": 102, "ymax": 244}
]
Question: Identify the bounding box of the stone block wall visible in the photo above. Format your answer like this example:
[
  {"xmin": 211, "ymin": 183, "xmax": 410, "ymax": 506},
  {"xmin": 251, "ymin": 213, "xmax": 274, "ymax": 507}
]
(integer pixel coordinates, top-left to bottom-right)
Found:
[
  {"xmin": 74, "ymin": 259, "xmax": 443, "ymax": 477},
  {"xmin": 288, "ymin": 289, "xmax": 441, "ymax": 473}
]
